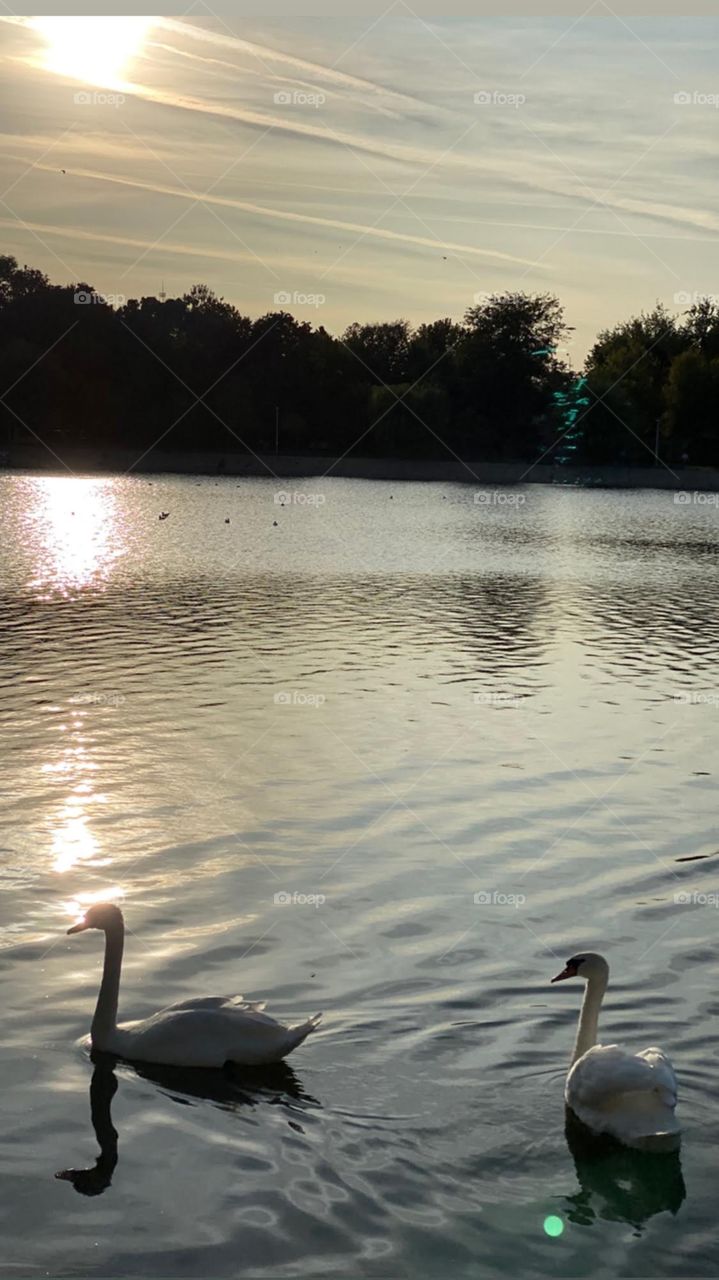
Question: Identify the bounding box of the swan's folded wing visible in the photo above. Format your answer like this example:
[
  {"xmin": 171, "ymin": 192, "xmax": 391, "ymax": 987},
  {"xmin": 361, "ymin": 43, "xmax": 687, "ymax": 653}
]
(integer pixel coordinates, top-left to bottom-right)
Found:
[
  {"xmin": 157, "ymin": 995, "xmax": 267, "ymax": 1014},
  {"xmin": 116, "ymin": 1004, "xmax": 290, "ymax": 1067},
  {"xmin": 635, "ymin": 1047, "xmax": 678, "ymax": 1106},
  {"xmin": 568, "ymin": 1044, "xmax": 678, "ymax": 1110}
]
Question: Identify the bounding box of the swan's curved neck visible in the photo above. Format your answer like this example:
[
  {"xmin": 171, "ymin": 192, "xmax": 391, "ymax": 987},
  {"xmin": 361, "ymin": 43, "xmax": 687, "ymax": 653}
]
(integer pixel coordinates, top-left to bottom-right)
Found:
[
  {"xmin": 91, "ymin": 921, "xmax": 124, "ymax": 1048},
  {"xmin": 572, "ymin": 970, "xmax": 607, "ymax": 1066}
]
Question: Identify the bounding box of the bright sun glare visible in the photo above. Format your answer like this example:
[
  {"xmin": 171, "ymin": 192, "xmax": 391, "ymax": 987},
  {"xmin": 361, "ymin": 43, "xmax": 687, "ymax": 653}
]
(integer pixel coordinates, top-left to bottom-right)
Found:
[{"xmin": 30, "ymin": 16, "xmax": 154, "ymax": 90}]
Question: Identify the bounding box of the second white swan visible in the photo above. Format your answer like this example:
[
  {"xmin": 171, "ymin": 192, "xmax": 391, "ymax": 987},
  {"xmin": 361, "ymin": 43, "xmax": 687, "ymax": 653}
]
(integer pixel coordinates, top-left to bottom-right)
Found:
[
  {"xmin": 67, "ymin": 903, "xmax": 322, "ymax": 1068},
  {"xmin": 551, "ymin": 952, "xmax": 680, "ymax": 1152}
]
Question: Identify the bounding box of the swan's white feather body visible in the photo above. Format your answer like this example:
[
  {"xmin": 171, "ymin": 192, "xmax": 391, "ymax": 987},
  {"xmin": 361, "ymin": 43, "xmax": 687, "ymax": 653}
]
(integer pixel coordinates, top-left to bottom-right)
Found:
[
  {"xmin": 107, "ymin": 1004, "xmax": 320, "ymax": 1068},
  {"xmin": 568, "ymin": 1044, "xmax": 677, "ymax": 1110},
  {"xmin": 566, "ymin": 1044, "xmax": 680, "ymax": 1148}
]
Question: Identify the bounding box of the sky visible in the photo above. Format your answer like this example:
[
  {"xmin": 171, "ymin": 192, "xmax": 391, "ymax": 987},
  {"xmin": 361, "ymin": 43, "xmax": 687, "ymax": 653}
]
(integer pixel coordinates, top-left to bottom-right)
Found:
[{"xmin": 0, "ymin": 12, "xmax": 718, "ymax": 357}]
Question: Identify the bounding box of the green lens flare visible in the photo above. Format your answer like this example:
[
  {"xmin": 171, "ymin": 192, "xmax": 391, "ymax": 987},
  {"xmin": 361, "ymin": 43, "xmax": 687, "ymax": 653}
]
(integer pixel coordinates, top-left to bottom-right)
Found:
[{"xmin": 543, "ymin": 1215, "xmax": 564, "ymax": 1238}]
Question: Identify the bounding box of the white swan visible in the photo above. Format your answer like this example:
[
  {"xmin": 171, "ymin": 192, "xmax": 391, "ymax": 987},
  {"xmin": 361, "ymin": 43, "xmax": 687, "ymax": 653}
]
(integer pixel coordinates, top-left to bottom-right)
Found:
[
  {"xmin": 67, "ymin": 904, "xmax": 322, "ymax": 1068},
  {"xmin": 551, "ymin": 952, "xmax": 680, "ymax": 1152}
]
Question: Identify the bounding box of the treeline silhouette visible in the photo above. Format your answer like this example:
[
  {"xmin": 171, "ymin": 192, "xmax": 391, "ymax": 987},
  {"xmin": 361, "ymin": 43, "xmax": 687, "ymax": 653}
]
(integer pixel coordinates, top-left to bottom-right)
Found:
[{"xmin": 1, "ymin": 253, "xmax": 716, "ymax": 465}]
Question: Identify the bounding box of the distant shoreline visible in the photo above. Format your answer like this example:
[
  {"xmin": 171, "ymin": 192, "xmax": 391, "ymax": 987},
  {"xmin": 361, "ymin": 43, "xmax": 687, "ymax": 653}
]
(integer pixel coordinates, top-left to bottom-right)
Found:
[{"xmin": 3, "ymin": 445, "xmax": 719, "ymax": 492}]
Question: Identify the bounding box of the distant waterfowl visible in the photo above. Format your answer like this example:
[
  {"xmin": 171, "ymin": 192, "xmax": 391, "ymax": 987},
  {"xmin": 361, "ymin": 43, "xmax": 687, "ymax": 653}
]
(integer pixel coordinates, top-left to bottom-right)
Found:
[
  {"xmin": 158, "ymin": 512, "xmax": 169, "ymax": 520},
  {"xmin": 67, "ymin": 904, "xmax": 321, "ymax": 1068},
  {"xmin": 552, "ymin": 953, "xmax": 680, "ymax": 1151},
  {"xmin": 225, "ymin": 518, "xmax": 230, "ymax": 523}
]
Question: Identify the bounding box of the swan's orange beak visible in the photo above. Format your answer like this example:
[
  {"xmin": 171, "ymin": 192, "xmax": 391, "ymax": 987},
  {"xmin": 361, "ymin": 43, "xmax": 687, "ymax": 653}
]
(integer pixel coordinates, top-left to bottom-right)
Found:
[
  {"xmin": 551, "ymin": 963, "xmax": 576, "ymax": 982},
  {"xmin": 67, "ymin": 920, "xmax": 89, "ymax": 934}
]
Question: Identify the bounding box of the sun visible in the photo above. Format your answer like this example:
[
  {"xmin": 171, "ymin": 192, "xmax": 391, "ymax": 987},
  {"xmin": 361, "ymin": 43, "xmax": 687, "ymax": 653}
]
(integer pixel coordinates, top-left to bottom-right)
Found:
[{"xmin": 30, "ymin": 16, "xmax": 154, "ymax": 90}]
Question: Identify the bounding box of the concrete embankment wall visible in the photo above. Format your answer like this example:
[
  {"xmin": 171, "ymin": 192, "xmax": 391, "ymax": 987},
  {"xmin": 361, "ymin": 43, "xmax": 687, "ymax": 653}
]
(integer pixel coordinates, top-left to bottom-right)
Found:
[{"xmin": 3, "ymin": 445, "xmax": 719, "ymax": 491}]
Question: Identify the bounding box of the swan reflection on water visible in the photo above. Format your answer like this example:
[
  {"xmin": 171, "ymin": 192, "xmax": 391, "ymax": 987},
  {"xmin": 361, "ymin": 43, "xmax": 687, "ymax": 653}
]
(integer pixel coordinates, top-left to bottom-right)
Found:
[
  {"xmin": 563, "ymin": 1107, "xmax": 686, "ymax": 1232},
  {"xmin": 56, "ymin": 1051, "xmax": 318, "ymax": 1197}
]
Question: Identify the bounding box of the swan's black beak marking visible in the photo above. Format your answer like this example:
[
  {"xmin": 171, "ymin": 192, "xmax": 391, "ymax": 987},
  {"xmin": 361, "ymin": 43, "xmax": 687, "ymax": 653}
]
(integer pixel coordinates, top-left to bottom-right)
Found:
[
  {"xmin": 551, "ymin": 960, "xmax": 578, "ymax": 983},
  {"xmin": 67, "ymin": 921, "xmax": 88, "ymax": 934}
]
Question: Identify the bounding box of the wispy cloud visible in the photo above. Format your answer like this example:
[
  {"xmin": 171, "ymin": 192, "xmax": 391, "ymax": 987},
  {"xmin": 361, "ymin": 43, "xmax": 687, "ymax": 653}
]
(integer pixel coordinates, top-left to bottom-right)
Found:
[
  {"xmin": 157, "ymin": 17, "xmax": 434, "ymax": 113},
  {"xmin": 28, "ymin": 162, "xmax": 545, "ymax": 268},
  {"xmin": 1, "ymin": 14, "xmax": 718, "ymax": 353}
]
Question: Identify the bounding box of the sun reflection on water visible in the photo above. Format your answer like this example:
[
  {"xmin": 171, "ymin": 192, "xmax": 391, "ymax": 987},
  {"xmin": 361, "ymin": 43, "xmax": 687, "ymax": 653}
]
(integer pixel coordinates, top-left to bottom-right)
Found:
[
  {"xmin": 25, "ymin": 476, "xmax": 123, "ymax": 598},
  {"xmin": 51, "ymin": 808, "xmax": 99, "ymax": 874},
  {"xmin": 43, "ymin": 737, "xmax": 106, "ymax": 874},
  {"xmin": 23, "ymin": 478, "xmax": 126, "ymax": 886},
  {"xmin": 64, "ymin": 887, "xmax": 125, "ymax": 922}
]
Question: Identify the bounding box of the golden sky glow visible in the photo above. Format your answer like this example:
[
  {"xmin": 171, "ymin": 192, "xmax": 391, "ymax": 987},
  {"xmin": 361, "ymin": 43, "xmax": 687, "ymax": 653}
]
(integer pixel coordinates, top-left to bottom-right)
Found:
[
  {"xmin": 0, "ymin": 15, "xmax": 717, "ymax": 355},
  {"xmin": 29, "ymin": 16, "xmax": 154, "ymax": 90}
]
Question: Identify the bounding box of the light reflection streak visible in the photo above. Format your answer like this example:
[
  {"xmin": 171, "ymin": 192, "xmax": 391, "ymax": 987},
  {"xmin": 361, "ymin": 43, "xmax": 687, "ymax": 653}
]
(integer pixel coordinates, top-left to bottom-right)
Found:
[{"xmin": 24, "ymin": 476, "xmax": 123, "ymax": 598}]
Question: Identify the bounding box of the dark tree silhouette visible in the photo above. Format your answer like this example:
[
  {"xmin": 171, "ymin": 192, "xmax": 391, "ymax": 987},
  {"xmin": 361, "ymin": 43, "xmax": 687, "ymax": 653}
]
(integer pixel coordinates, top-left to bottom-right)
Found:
[{"xmin": 0, "ymin": 255, "xmax": 716, "ymax": 466}]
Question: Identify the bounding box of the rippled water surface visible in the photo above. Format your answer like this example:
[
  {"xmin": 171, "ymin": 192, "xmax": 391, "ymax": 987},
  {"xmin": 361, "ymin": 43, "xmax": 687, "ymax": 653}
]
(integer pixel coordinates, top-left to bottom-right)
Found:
[{"xmin": 2, "ymin": 473, "xmax": 719, "ymax": 1279}]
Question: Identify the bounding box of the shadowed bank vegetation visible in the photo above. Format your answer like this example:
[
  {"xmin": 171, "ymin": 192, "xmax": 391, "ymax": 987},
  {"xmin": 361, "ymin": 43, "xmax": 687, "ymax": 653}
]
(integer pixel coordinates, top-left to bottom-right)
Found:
[{"xmin": 0, "ymin": 254, "xmax": 716, "ymax": 465}]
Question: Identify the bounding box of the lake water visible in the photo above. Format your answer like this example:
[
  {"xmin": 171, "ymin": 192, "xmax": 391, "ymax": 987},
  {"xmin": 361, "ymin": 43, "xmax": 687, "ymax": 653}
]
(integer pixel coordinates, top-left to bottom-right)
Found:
[{"xmin": 1, "ymin": 472, "xmax": 718, "ymax": 1279}]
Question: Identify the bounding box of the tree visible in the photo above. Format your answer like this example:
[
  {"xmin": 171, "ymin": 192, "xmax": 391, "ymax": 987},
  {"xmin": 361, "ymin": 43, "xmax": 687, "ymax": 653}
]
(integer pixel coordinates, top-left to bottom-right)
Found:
[
  {"xmin": 664, "ymin": 348, "xmax": 719, "ymax": 465},
  {"xmin": 0, "ymin": 255, "xmax": 50, "ymax": 308},
  {"xmin": 678, "ymin": 298, "xmax": 719, "ymax": 360},
  {"xmin": 342, "ymin": 320, "xmax": 412, "ymax": 385},
  {"xmin": 407, "ymin": 318, "xmax": 463, "ymax": 382},
  {"xmin": 7, "ymin": 251, "xmax": 719, "ymax": 467},
  {"xmin": 455, "ymin": 292, "xmax": 573, "ymax": 459},
  {"xmin": 579, "ymin": 306, "xmax": 684, "ymax": 464}
]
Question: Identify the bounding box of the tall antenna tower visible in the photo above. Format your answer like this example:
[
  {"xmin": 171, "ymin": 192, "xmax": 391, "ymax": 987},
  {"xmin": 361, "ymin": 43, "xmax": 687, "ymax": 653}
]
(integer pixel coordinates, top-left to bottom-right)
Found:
[{"xmin": 158, "ymin": 280, "xmax": 167, "ymax": 303}]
